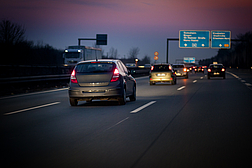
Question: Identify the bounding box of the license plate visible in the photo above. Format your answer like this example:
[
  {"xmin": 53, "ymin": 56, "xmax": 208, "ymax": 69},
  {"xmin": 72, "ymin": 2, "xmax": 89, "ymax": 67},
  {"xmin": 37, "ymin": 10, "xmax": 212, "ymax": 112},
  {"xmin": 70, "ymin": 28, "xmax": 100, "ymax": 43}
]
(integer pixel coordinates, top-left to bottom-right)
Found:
[
  {"xmin": 157, "ymin": 73, "xmax": 165, "ymax": 76},
  {"xmin": 176, "ymin": 73, "xmax": 181, "ymax": 75},
  {"xmin": 214, "ymin": 72, "xmax": 220, "ymax": 75}
]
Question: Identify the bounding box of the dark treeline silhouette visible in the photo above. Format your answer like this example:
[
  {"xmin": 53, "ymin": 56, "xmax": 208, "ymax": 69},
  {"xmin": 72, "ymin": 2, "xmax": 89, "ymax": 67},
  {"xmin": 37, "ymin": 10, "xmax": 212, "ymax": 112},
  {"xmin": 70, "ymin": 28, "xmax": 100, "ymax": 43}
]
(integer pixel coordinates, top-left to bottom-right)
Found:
[
  {"xmin": 0, "ymin": 19, "xmax": 63, "ymax": 66},
  {"xmin": 199, "ymin": 31, "xmax": 252, "ymax": 68}
]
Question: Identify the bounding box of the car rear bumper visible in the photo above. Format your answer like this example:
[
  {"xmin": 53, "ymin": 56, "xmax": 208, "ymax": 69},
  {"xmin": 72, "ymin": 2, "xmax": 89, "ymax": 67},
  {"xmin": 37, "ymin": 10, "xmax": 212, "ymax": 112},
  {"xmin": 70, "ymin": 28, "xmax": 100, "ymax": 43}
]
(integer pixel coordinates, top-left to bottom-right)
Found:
[
  {"xmin": 69, "ymin": 85, "xmax": 123, "ymax": 100},
  {"xmin": 208, "ymin": 72, "xmax": 225, "ymax": 77}
]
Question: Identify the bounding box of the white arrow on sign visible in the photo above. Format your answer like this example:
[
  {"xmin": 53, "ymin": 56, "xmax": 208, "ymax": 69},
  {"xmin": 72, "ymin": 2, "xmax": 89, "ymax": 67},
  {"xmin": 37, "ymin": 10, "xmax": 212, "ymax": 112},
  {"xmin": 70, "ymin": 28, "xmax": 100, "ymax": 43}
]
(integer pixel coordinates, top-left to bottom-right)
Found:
[
  {"xmin": 184, "ymin": 43, "xmax": 187, "ymax": 47},
  {"xmin": 202, "ymin": 44, "xmax": 205, "ymax": 47},
  {"xmin": 219, "ymin": 44, "xmax": 222, "ymax": 47}
]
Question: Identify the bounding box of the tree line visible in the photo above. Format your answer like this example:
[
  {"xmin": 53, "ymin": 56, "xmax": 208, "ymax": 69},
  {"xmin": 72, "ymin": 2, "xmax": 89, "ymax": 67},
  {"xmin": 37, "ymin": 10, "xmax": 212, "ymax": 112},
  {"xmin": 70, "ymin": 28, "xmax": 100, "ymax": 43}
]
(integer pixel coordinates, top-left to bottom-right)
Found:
[
  {"xmin": 199, "ymin": 31, "xmax": 252, "ymax": 68},
  {"xmin": 0, "ymin": 19, "xmax": 151, "ymax": 66}
]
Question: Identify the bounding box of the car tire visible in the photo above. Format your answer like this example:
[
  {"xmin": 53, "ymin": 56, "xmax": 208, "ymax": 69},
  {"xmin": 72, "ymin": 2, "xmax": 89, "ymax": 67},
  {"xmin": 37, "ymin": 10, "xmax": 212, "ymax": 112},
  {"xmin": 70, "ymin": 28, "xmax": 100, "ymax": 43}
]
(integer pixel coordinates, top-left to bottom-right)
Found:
[
  {"xmin": 118, "ymin": 88, "xmax": 126, "ymax": 105},
  {"xmin": 129, "ymin": 86, "xmax": 136, "ymax": 101},
  {"xmin": 70, "ymin": 98, "xmax": 78, "ymax": 106},
  {"xmin": 150, "ymin": 82, "xmax": 154, "ymax": 85},
  {"xmin": 223, "ymin": 75, "xmax": 225, "ymax": 79},
  {"xmin": 171, "ymin": 80, "xmax": 175, "ymax": 85},
  {"xmin": 208, "ymin": 75, "xmax": 210, "ymax": 79}
]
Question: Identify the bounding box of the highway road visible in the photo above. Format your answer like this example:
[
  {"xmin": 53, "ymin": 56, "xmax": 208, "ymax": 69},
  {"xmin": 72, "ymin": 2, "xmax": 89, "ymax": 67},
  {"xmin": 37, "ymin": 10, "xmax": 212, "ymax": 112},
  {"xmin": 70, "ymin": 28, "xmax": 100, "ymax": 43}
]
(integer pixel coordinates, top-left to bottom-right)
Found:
[{"xmin": 1, "ymin": 70, "xmax": 252, "ymax": 168}]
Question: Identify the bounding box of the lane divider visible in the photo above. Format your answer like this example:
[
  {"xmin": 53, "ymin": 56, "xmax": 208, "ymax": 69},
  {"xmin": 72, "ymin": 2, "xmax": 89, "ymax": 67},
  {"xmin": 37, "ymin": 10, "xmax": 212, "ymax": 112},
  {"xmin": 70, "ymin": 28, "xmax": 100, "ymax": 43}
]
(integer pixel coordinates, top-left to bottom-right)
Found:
[
  {"xmin": 130, "ymin": 101, "xmax": 156, "ymax": 114},
  {"xmin": 193, "ymin": 80, "xmax": 197, "ymax": 83},
  {"xmin": 177, "ymin": 86, "xmax": 186, "ymax": 91},
  {"xmin": 4, "ymin": 102, "xmax": 61, "ymax": 115}
]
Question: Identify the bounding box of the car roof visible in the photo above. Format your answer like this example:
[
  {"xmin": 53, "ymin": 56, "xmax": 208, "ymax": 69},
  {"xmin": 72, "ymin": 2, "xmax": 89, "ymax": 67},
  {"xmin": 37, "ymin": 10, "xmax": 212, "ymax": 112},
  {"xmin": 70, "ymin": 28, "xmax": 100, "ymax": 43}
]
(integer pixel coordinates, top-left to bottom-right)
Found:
[{"xmin": 77, "ymin": 59, "xmax": 119, "ymax": 64}]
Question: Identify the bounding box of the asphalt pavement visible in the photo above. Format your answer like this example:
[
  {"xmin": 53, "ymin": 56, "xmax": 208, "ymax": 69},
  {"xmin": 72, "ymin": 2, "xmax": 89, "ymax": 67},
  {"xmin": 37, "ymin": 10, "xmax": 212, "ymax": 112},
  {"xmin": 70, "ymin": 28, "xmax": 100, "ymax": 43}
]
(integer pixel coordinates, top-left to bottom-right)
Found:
[{"xmin": 1, "ymin": 70, "xmax": 252, "ymax": 168}]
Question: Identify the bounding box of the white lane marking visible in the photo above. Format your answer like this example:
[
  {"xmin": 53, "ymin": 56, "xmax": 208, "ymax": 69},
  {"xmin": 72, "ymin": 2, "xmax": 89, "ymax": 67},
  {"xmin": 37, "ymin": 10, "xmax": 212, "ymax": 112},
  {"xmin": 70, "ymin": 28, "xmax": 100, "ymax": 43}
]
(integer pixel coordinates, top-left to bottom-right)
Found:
[
  {"xmin": 241, "ymin": 80, "xmax": 246, "ymax": 83},
  {"xmin": 245, "ymin": 83, "xmax": 252, "ymax": 86},
  {"xmin": 200, "ymin": 77, "xmax": 204, "ymax": 79},
  {"xmin": 4, "ymin": 102, "xmax": 61, "ymax": 115},
  {"xmin": 130, "ymin": 101, "xmax": 156, "ymax": 114},
  {"xmin": 177, "ymin": 86, "xmax": 186, "ymax": 91},
  {"xmin": 104, "ymin": 117, "xmax": 129, "ymax": 131},
  {"xmin": 0, "ymin": 88, "xmax": 68, "ymax": 100},
  {"xmin": 193, "ymin": 80, "xmax": 197, "ymax": 83},
  {"xmin": 227, "ymin": 72, "xmax": 240, "ymax": 79}
]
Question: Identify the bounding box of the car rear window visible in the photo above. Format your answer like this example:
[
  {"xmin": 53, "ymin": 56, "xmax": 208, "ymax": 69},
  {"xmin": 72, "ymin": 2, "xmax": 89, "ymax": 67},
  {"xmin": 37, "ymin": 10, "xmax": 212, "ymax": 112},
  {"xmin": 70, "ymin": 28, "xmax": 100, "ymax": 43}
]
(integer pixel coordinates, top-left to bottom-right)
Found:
[
  {"xmin": 210, "ymin": 65, "xmax": 223, "ymax": 69},
  {"xmin": 76, "ymin": 62, "xmax": 115, "ymax": 73},
  {"xmin": 152, "ymin": 65, "xmax": 171, "ymax": 71},
  {"xmin": 173, "ymin": 65, "xmax": 184, "ymax": 68}
]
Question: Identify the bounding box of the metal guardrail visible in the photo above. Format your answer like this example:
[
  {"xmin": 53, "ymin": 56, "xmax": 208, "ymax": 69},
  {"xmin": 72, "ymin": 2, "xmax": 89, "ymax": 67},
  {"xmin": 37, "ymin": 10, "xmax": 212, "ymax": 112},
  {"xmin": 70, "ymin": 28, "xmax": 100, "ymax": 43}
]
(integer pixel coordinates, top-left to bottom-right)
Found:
[{"xmin": 0, "ymin": 66, "xmax": 150, "ymax": 84}]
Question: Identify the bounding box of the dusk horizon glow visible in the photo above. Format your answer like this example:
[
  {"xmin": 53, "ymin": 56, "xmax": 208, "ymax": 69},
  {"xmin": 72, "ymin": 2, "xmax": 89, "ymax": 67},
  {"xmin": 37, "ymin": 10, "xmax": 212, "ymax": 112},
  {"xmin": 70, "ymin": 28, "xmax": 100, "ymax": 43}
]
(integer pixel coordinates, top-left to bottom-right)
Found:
[{"xmin": 1, "ymin": 0, "xmax": 252, "ymax": 63}]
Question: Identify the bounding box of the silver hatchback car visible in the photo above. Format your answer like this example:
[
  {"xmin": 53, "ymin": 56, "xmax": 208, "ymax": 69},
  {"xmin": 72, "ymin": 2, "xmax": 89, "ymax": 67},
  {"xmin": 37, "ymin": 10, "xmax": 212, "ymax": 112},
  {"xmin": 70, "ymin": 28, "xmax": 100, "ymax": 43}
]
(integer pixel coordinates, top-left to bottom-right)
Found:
[{"xmin": 68, "ymin": 59, "xmax": 136, "ymax": 106}]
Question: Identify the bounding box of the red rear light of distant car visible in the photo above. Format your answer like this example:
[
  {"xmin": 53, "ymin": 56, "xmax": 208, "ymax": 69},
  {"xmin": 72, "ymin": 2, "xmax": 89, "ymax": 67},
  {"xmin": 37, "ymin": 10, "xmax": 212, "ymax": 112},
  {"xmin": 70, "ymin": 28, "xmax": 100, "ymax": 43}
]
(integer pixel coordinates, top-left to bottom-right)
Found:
[
  {"xmin": 208, "ymin": 69, "xmax": 211, "ymax": 72},
  {"xmin": 110, "ymin": 68, "xmax": 120, "ymax": 82},
  {"xmin": 183, "ymin": 68, "xmax": 187, "ymax": 72},
  {"xmin": 151, "ymin": 66, "xmax": 154, "ymax": 71},
  {"xmin": 70, "ymin": 69, "xmax": 78, "ymax": 83},
  {"xmin": 169, "ymin": 65, "xmax": 172, "ymax": 70},
  {"xmin": 222, "ymin": 68, "xmax": 225, "ymax": 72}
]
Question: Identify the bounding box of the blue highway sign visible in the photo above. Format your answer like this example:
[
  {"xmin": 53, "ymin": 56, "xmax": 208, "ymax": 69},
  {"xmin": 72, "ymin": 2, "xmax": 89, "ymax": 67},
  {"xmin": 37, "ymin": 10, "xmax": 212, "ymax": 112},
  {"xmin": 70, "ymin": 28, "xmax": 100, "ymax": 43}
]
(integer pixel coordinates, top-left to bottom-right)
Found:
[
  {"xmin": 211, "ymin": 31, "xmax": 231, "ymax": 49},
  {"xmin": 184, "ymin": 57, "xmax": 195, "ymax": 63},
  {"xmin": 179, "ymin": 30, "xmax": 210, "ymax": 48}
]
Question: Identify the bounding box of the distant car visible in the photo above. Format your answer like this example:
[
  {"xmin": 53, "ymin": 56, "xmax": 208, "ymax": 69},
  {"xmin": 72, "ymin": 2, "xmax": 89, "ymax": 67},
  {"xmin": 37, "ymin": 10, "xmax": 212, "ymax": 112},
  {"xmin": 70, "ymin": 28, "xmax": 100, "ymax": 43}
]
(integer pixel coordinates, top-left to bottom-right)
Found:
[
  {"xmin": 172, "ymin": 64, "xmax": 188, "ymax": 78},
  {"xmin": 194, "ymin": 65, "xmax": 204, "ymax": 73},
  {"xmin": 149, "ymin": 63, "xmax": 176, "ymax": 85},
  {"xmin": 68, "ymin": 59, "xmax": 136, "ymax": 106},
  {"xmin": 207, "ymin": 64, "xmax": 226, "ymax": 79},
  {"xmin": 126, "ymin": 63, "xmax": 136, "ymax": 67}
]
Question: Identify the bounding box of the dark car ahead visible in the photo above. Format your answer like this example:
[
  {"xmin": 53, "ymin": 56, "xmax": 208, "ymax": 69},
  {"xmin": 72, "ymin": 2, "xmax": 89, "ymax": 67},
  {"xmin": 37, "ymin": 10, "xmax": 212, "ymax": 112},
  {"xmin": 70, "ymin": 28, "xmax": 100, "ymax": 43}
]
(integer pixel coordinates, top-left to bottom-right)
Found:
[
  {"xmin": 172, "ymin": 64, "xmax": 188, "ymax": 78},
  {"xmin": 149, "ymin": 63, "xmax": 176, "ymax": 85},
  {"xmin": 68, "ymin": 59, "xmax": 136, "ymax": 106},
  {"xmin": 194, "ymin": 65, "xmax": 204, "ymax": 73},
  {"xmin": 207, "ymin": 64, "xmax": 226, "ymax": 79}
]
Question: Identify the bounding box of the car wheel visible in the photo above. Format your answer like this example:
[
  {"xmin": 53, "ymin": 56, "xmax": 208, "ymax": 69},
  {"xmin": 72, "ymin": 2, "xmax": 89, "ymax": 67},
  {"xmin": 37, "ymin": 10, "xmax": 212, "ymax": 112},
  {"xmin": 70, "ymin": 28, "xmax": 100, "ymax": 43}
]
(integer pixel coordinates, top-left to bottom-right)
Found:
[
  {"xmin": 208, "ymin": 75, "xmax": 210, "ymax": 79},
  {"xmin": 70, "ymin": 98, "xmax": 78, "ymax": 106},
  {"xmin": 223, "ymin": 75, "xmax": 226, "ymax": 79},
  {"xmin": 171, "ymin": 80, "xmax": 175, "ymax": 85},
  {"xmin": 150, "ymin": 82, "xmax": 155, "ymax": 85},
  {"xmin": 118, "ymin": 88, "xmax": 126, "ymax": 105},
  {"xmin": 129, "ymin": 85, "xmax": 136, "ymax": 101}
]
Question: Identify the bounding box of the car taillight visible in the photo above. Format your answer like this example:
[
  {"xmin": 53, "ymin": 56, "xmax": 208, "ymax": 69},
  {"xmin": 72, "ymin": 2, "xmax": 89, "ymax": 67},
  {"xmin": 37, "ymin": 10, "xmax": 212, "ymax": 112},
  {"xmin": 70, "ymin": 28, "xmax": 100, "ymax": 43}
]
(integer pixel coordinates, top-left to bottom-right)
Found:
[
  {"xmin": 169, "ymin": 65, "xmax": 172, "ymax": 70},
  {"xmin": 208, "ymin": 69, "xmax": 211, "ymax": 72},
  {"xmin": 151, "ymin": 66, "xmax": 154, "ymax": 71},
  {"xmin": 221, "ymin": 68, "xmax": 225, "ymax": 72},
  {"xmin": 110, "ymin": 68, "xmax": 120, "ymax": 82},
  {"xmin": 70, "ymin": 69, "xmax": 78, "ymax": 83},
  {"xmin": 183, "ymin": 68, "xmax": 187, "ymax": 72}
]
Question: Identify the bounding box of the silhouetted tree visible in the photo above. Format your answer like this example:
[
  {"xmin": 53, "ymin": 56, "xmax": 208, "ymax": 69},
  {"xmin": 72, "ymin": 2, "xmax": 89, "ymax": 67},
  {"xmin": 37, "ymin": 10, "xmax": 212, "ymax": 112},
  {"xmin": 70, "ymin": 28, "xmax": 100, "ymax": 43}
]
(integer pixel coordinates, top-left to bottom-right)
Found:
[
  {"xmin": 128, "ymin": 47, "xmax": 140, "ymax": 59},
  {"xmin": 0, "ymin": 19, "xmax": 25, "ymax": 45}
]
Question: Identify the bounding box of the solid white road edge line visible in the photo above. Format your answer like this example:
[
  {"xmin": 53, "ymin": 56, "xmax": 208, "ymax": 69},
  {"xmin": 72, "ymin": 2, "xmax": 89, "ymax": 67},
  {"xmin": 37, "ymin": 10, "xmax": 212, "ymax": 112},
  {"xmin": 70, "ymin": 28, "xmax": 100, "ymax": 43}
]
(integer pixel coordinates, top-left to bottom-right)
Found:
[
  {"xmin": 130, "ymin": 101, "xmax": 156, "ymax": 114},
  {"xmin": 4, "ymin": 102, "xmax": 61, "ymax": 115}
]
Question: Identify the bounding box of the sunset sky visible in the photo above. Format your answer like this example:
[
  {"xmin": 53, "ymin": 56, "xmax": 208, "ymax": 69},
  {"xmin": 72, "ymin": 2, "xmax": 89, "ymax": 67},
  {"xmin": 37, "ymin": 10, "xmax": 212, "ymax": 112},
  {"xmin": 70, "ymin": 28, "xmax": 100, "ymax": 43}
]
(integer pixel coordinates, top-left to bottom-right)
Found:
[{"xmin": 1, "ymin": 0, "xmax": 252, "ymax": 63}]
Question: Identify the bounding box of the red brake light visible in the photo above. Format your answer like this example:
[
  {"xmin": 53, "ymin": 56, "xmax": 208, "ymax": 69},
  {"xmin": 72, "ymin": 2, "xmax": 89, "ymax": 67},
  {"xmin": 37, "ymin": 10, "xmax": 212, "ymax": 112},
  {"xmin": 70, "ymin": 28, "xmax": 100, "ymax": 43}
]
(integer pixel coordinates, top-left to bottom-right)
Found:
[
  {"xmin": 221, "ymin": 68, "xmax": 225, "ymax": 72},
  {"xmin": 70, "ymin": 69, "xmax": 78, "ymax": 83},
  {"xmin": 151, "ymin": 66, "xmax": 154, "ymax": 71},
  {"xmin": 169, "ymin": 65, "xmax": 172, "ymax": 70},
  {"xmin": 183, "ymin": 68, "xmax": 187, "ymax": 72},
  {"xmin": 208, "ymin": 69, "xmax": 211, "ymax": 72},
  {"xmin": 110, "ymin": 68, "xmax": 120, "ymax": 82}
]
